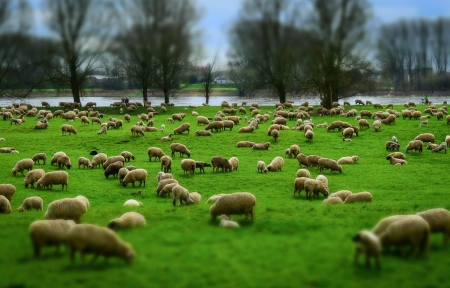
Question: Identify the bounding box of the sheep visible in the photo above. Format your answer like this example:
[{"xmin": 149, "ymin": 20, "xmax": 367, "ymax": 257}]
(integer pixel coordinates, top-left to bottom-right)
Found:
[
  {"xmin": 328, "ymin": 190, "xmax": 352, "ymax": 201},
  {"xmin": 373, "ymin": 120, "xmax": 382, "ymax": 132},
  {"xmin": 206, "ymin": 194, "xmax": 226, "ymax": 204},
  {"xmin": 108, "ymin": 212, "xmax": 146, "ymax": 230},
  {"xmin": 161, "ymin": 133, "xmax": 173, "ymax": 142},
  {"xmin": 342, "ymin": 127, "xmax": 355, "ymax": 139},
  {"xmin": 416, "ymin": 208, "xmax": 450, "ymax": 245},
  {"xmin": 12, "ymin": 158, "xmax": 34, "ymax": 176},
  {"xmin": 293, "ymin": 177, "xmax": 309, "ymax": 198},
  {"xmin": 229, "ymin": 157, "xmax": 239, "ymax": 171},
  {"xmin": 29, "ymin": 219, "xmax": 76, "ymax": 257},
  {"xmin": 379, "ymin": 215, "xmax": 430, "ymax": 258},
  {"xmin": 122, "ymin": 169, "xmax": 148, "ymax": 187},
  {"xmin": 209, "ymin": 192, "xmax": 256, "ymax": 221},
  {"xmin": 77, "ymin": 157, "xmax": 92, "ymax": 169},
  {"xmin": 44, "ymin": 196, "xmax": 88, "ymax": 223},
  {"xmin": 358, "ymin": 119, "xmax": 370, "ymax": 129},
  {"xmin": 189, "ymin": 192, "xmax": 202, "ymax": 204},
  {"xmin": 385, "ymin": 141, "xmax": 400, "ymax": 150},
  {"xmin": 381, "ymin": 114, "xmax": 396, "ymax": 125},
  {"xmin": 0, "ymin": 147, "xmax": 15, "ymax": 153},
  {"xmin": 419, "ymin": 120, "xmax": 428, "ymax": 127},
  {"xmin": 173, "ymin": 123, "xmax": 191, "ymax": 134},
  {"xmin": 195, "ymin": 161, "xmax": 212, "ymax": 173},
  {"xmin": 57, "ymin": 155, "xmax": 71, "ymax": 170},
  {"xmin": 91, "ymin": 153, "xmax": 107, "ymax": 168},
  {"xmin": 386, "ymin": 155, "xmax": 407, "ymax": 165},
  {"xmin": 36, "ymin": 171, "xmax": 69, "ymax": 190},
  {"xmin": 118, "ymin": 168, "xmax": 129, "ymax": 184},
  {"xmin": 304, "ymin": 130, "xmax": 314, "ymax": 142},
  {"xmin": 205, "ymin": 121, "xmax": 224, "ymax": 132},
  {"xmin": 267, "ymin": 156, "xmax": 284, "ymax": 172},
  {"xmin": 304, "ymin": 179, "xmax": 329, "ymax": 200},
  {"xmin": 103, "ymin": 156, "xmax": 125, "ymax": 170},
  {"xmin": 322, "ymin": 197, "xmax": 344, "ymax": 205},
  {"xmin": 80, "ymin": 115, "xmax": 90, "ymax": 125},
  {"xmin": 0, "ymin": 184, "xmax": 16, "ymax": 203},
  {"xmin": 158, "ymin": 182, "xmax": 178, "ymax": 197},
  {"xmin": 123, "ymin": 199, "xmax": 143, "ymax": 207},
  {"xmin": 67, "ymin": 224, "xmax": 135, "ymax": 264},
  {"xmin": 61, "ymin": 124, "xmax": 78, "ymax": 135},
  {"xmin": 218, "ymin": 214, "xmax": 240, "ymax": 228},
  {"xmin": 427, "ymin": 142, "xmax": 439, "ymax": 150},
  {"xmin": 32, "ymin": 153, "xmax": 47, "ymax": 165},
  {"xmin": 288, "ymin": 144, "xmax": 300, "ymax": 158},
  {"xmin": 18, "ymin": 196, "xmax": 43, "ymax": 212},
  {"xmin": 104, "ymin": 161, "xmax": 124, "ymax": 179},
  {"xmin": 0, "ymin": 195, "xmax": 11, "ymax": 213},
  {"xmin": 352, "ymin": 230, "xmax": 381, "ymax": 269},
  {"xmin": 120, "ymin": 151, "xmax": 135, "ymax": 162},
  {"xmin": 160, "ymin": 155, "xmax": 172, "ymax": 173},
  {"xmin": 252, "ymin": 142, "xmax": 270, "ymax": 150},
  {"xmin": 432, "ymin": 142, "xmax": 447, "ymax": 153},
  {"xmin": 170, "ymin": 143, "xmax": 191, "ymax": 158},
  {"xmin": 296, "ymin": 153, "xmax": 309, "ymax": 167},
  {"xmin": 318, "ymin": 158, "xmax": 342, "ymax": 174},
  {"xmin": 238, "ymin": 126, "xmax": 255, "ymax": 133},
  {"xmin": 23, "ymin": 169, "xmax": 45, "ymax": 188},
  {"xmin": 211, "ymin": 156, "xmax": 233, "ymax": 173},
  {"xmin": 414, "ymin": 133, "xmax": 435, "ymax": 143},
  {"xmin": 337, "ymin": 155, "xmax": 359, "ymax": 165},
  {"xmin": 197, "ymin": 116, "xmax": 210, "ymax": 125},
  {"xmin": 130, "ymin": 125, "xmax": 145, "ymax": 136},
  {"xmin": 172, "ymin": 184, "xmax": 194, "ymax": 206},
  {"xmin": 406, "ymin": 140, "xmax": 423, "ymax": 153},
  {"xmin": 387, "ymin": 152, "xmax": 406, "ymax": 159},
  {"xmin": 222, "ymin": 120, "xmax": 234, "ymax": 131},
  {"xmin": 180, "ymin": 159, "xmax": 196, "ymax": 175},
  {"xmin": 371, "ymin": 215, "xmax": 409, "ymax": 236},
  {"xmin": 257, "ymin": 160, "xmax": 268, "ymax": 173},
  {"xmin": 97, "ymin": 126, "xmax": 107, "ymax": 134},
  {"xmin": 344, "ymin": 192, "xmax": 372, "ymax": 203},
  {"xmin": 316, "ymin": 174, "xmax": 328, "ymax": 190},
  {"xmin": 296, "ymin": 169, "xmax": 310, "ymax": 178},
  {"xmin": 195, "ymin": 130, "xmax": 212, "ymax": 136},
  {"xmin": 147, "ymin": 147, "xmax": 165, "ymax": 161}
]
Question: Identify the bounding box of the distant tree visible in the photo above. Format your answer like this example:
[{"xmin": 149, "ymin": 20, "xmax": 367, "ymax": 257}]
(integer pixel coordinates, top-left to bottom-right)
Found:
[
  {"xmin": 227, "ymin": 59, "xmax": 261, "ymax": 97},
  {"xmin": 200, "ymin": 54, "xmax": 218, "ymax": 104}
]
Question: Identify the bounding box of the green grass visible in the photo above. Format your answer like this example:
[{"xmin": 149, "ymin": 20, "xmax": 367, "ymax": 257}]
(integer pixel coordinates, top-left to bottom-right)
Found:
[{"xmin": 0, "ymin": 103, "xmax": 449, "ymax": 288}]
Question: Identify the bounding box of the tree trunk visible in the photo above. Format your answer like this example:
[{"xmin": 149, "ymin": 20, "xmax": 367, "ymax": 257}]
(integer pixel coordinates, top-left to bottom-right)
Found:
[
  {"xmin": 70, "ymin": 64, "xmax": 81, "ymax": 104},
  {"xmin": 238, "ymin": 89, "xmax": 245, "ymax": 97},
  {"xmin": 142, "ymin": 86, "xmax": 148, "ymax": 102},
  {"xmin": 278, "ymin": 88, "xmax": 286, "ymax": 104},
  {"xmin": 164, "ymin": 89, "xmax": 170, "ymax": 104},
  {"xmin": 205, "ymin": 94, "xmax": 209, "ymax": 104}
]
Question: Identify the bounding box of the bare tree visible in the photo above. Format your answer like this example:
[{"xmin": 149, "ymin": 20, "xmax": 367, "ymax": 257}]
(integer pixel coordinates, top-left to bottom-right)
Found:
[
  {"xmin": 227, "ymin": 59, "xmax": 261, "ymax": 97},
  {"xmin": 200, "ymin": 54, "xmax": 218, "ymax": 104}
]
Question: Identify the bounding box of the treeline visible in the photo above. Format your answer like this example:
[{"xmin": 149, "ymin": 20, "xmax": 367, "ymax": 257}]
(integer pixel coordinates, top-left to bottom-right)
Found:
[{"xmin": 0, "ymin": 0, "xmax": 448, "ymax": 108}]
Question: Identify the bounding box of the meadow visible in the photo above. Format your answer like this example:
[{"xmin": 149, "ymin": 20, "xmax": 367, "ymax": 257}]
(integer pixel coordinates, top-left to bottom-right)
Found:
[{"xmin": 0, "ymin": 101, "xmax": 449, "ymax": 288}]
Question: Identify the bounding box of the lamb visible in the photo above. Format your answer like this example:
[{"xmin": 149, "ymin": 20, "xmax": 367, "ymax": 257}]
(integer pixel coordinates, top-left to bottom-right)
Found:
[
  {"xmin": 406, "ymin": 140, "xmax": 423, "ymax": 153},
  {"xmin": 104, "ymin": 161, "xmax": 124, "ymax": 179},
  {"xmin": 385, "ymin": 141, "xmax": 400, "ymax": 150},
  {"xmin": 160, "ymin": 155, "xmax": 172, "ymax": 173},
  {"xmin": 161, "ymin": 124, "xmax": 165, "ymax": 132},
  {"xmin": 352, "ymin": 230, "xmax": 381, "ymax": 269},
  {"xmin": 67, "ymin": 224, "xmax": 135, "ymax": 264},
  {"xmin": 318, "ymin": 158, "xmax": 342, "ymax": 174},
  {"xmin": 61, "ymin": 124, "xmax": 78, "ymax": 135},
  {"xmin": 293, "ymin": 177, "xmax": 309, "ymax": 198},
  {"xmin": 206, "ymin": 194, "xmax": 226, "ymax": 204},
  {"xmin": 337, "ymin": 155, "xmax": 359, "ymax": 165},
  {"xmin": 195, "ymin": 161, "xmax": 212, "ymax": 173},
  {"xmin": 0, "ymin": 195, "xmax": 11, "ymax": 213},
  {"xmin": 304, "ymin": 179, "xmax": 329, "ymax": 200},
  {"xmin": 57, "ymin": 154, "xmax": 72, "ymax": 169},
  {"xmin": 0, "ymin": 184, "xmax": 16, "ymax": 202},
  {"xmin": 29, "ymin": 219, "xmax": 76, "ymax": 257},
  {"xmin": 108, "ymin": 212, "xmax": 146, "ymax": 230},
  {"xmin": 122, "ymin": 169, "xmax": 148, "ymax": 187},
  {"xmin": 209, "ymin": 192, "xmax": 256, "ymax": 221},
  {"xmin": 103, "ymin": 156, "xmax": 125, "ymax": 170},
  {"xmin": 170, "ymin": 143, "xmax": 191, "ymax": 158},
  {"xmin": 322, "ymin": 197, "xmax": 344, "ymax": 205},
  {"xmin": 196, "ymin": 130, "xmax": 212, "ymax": 136},
  {"xmin": 328, "ymin": 190, "xmax": 352, "ymax": 201},
  {"xmin": 379, "ymin": 215, "xmax": 430, "ymax": 258},
  {"xmin": 267, "ymin": 156, "xmax": 284, "ymax": 172},
  {"xmin": 147, "ymin": 147, "xmax": 165, "ymax": 161},
  {"xmin": 257, "ymin": 160, "xmax": 268, "ymax": 173},
  {"xmin": 211, "ymin": 156, "xmax": 233, "ymax": 172},
  {"xmin": 158, "ymin": 182, "xmax": 178, "ymax": 197},
  {"xmin": 386, "ymin": 155, "xmax": 407, "ymax": 165},
  {"xmin": 23, "ymin": 169, "xmax": 45, "ymax": 188},
  {"xmin": 432, "ymin": 142, "xmax": 447, "ymax": 153},
  {"xmin": 180, "ymin": 159, "xmax": 196, "ymax": 175},
  {"xmin": 372, "ymin": 215, "xmax": 409, "ymax": 236},
  {"xmin": 120, "ymin": 151, "xmax": 135, "ymax": 162},
  {"xmin": 172, "ymin": 184, "xmax": 194, "ymax": 206},
  {"xmin": 32, "ymin": 153, "xmax": 47, "ymax": 165},
  {"xmin": 344, "ymin": 192, "xmax": 372, "ymax": 203},
  {"xmin": 161, "ymin": 133, "xmax": 173, "ymax": 142},
  {"xmin": 252, "ymin": 142, "xmax": 270, "ymax": 150},
  {"xmin": 416, "ymin": 208, "xmax": 450, "ymax": 245},
  {"xmin": 77, "ymin": 157, "xmax": 92, "ymax": 169},
  {"xmin": 387, "ymin": 152, "xmax": 406, "ymax": 159},
  {"xmin": 189, "ymin": 192, "xmax": 202, "ymax": 204},
  {"xmin": 414, "ymin": 133, "xmax": 435, "ymax": 143},
  {"xmin": 12, "ymin": 158, "xmax": 34, "ymax": 176},
  {"xmin": 44, "ymin": 196, "xmax": 89, "ymax": 223},
  {"xmin": 123, "ymin": 199, "xmax": 143, "ymax": 207},
  {"xmin": 229, "ymin": 157, "xmax": 239, "ymax": 171},
  {"xmin": 18, "ymin": 196, "xmax": 43, "ymax": 212},
  {"xmin": 427, "ymin": 142, "xmax": 439, "ymax": 150},
  {"xmin": 91, "ymin": 153, "xmax": 107, "ymax": 168},
  {"xmin": 36, "ymin": 171, "xmax": 69, "ymax": 190},
  {"xmin": 419, "ymin": 120, "xmax": 428, "ymax": 127},
  {"xmin": 174, "ymin": 123, "xmax": 191, "ymax": 134},
  {"xmin": 219, "ymin": 214, "xmax": 240, "ymax": 228}
]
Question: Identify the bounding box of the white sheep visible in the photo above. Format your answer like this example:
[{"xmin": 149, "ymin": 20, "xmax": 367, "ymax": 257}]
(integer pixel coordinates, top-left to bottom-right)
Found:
[
  {"xmin": 122, "ymin": 169, "xmax": 148, "ymax": 187},
  {"xmin": 98, "ymin": 126, "xmax": 107, "ymax": 134},
  {"xmin": 322, "ymin": 197, "xmax": 343, "ymax": 205},
  {"xmin": 36, "ymin": 171, "xmax": 69, "ymax": 190},
  {"xmin": 29, "ymin": 219, "xmax": 76, "ymax": 257},
  {"xmin": 372, "ymin": 215, "xmax": 409, "ymax": 236},
  {"xmin": 32, "ymin": 153, "xmax": 47, "ymax": 165},
  {"xmin": 61, "ymin": 123, "xmax": 78, "ymax": 135},
  {"xmin": 156, "ymin": 178, "xmax": 179, "ymax": 196},
  {"xmin": 67, "ymin": 224, "xmax": 135, "ymax": 264},
  {"xmin": 337, "ymin": 155, "xmax": 359, "ymax": 165},
  {"xmin": 296, "ymin": 169, "xmax": 310, "ymax": 178},
  {"xmin": 267, "ymin": 156, "xmax": 284, "ymax": 172},
  {"xmin": 304, "ymin": 179, "xmax": 329, "ymax": 200},
  {"xmin": 18, "ymin": 196, "xmax": 43, "ymax": 212},
  {"xmin": 315, "ymin": 174, "xmax": 328, "ymax": 190},
  {"xmin": 108, "ymin": 212, "xmax": 146, "ymax": 230},
  {"xmin": 229, "ymin": 157, "xmax": 239, "ymax": 171},
  {"xmin": 172, "ymin": 184, "xmax": 194, "ymax": 206},
  {"xmin": 257, "ymin": 160, "xmax": 268, "ymax": 173},
  {"xmin": 156, "ymin": 171, "xmax": 173, "ymax": 183},
  {"xmin": 159, "ymin": 182, "xmax": 178, "ymax": 197},
  {"xmin": 120, "ymin": 151, "xmax": 135, "ymax": 162},
  {"xmin": 44, "ymin": 196, "xmax": 89, "ymax": 223},
  {"xmin": 23, "ymin": 169, "xmax": 45, "ymax": 188},
  {"xmin": 161, "ymin": 124, "xmax": 165, "ymax": 132},
  {"xmin": 0, "ymin": 195, "xmax": 11, "ymax": 213},
  {"xmin": 161, "ymin": 133, "xmax": 173, "ymax": 142},
  {"xmin": 205, "ymin": 194, "xmax": 226, "ymax": 204},
  {"xmin": 180, "ymin": 159, "xmax": 196, "ymax": 175},
  {"xmin": 344, "ymin": 192, "xmax": 373, "ymax": 204},
  {"xmin": 189, "ymin": 192, "xmax": 202, "ymax": 204},
  {"xmin": 352, "ymin": 230, "xmax": 381, "ymax": 269},
  {"xmin": 123, "ymin": 199, "xmax": 143, "ymax": 207},
  {"xmin": 328, "ymin": 190, "xmax": 352, "ymax": 201},
  {"xmin": 209, "ymin": 192, "xmax": 256, "ymax": 221},
  {"xmin": 0, "ymin": 184, "xmax": 16, "ymax": 203},
  {"xmin": 91, "ymin": 153, "xmax": 107, "ymax": 168},
  {"xmin": 416, "ymin": 208, "xmax": 450, "ymax": 245},
  {"xmin": 77, "ymin": 157, "xmax": 93, "ymax": 169},
  {"xmin": 219, "ymin": 214, "xmax": 240, "ymax": 228},
  {"xmin": 12, "ymin": 158, "xmax": 34, "ymax": 176}
]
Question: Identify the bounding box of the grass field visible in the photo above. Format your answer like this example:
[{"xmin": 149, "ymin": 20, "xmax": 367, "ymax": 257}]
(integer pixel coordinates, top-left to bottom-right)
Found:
[{"xmin": 1, "ymin": 102, "xmax": 449, "ymax": 288}]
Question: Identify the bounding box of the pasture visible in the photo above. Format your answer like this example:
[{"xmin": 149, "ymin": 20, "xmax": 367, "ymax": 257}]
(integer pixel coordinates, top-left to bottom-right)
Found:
[{"xmin": 0, "ymin": 101, "xmax": 449, "ymax": 288}]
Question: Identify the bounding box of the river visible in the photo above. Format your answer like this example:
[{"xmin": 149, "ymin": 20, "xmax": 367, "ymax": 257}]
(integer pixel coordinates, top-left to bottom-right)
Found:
[{"xmin": 0, "ymin": 94, "xmax": 448, "ymax": 107}]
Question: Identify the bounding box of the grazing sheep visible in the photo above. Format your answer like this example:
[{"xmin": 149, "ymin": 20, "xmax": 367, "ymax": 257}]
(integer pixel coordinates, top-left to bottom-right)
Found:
[
  {"xmin": 229, "ymin": 157, "xmax": 239, "ymax": 171},
  {"xmin": 195, "ymin": 161, "xmax": 212, "ymax": 173},
  {"xmin": 57, "ymin": 155, "xmax": 72, "ymax": 169},
  {"xmin": 44, "ymin": 196, "xmax": 89, "ymax": 223},
  {"xmin": 91, "ymin": 153, "xmax": 107, "ymax": 168},
  {"xmin": 296, "ymin": 169, "xmax": 310, "ymax": 178},
  {"xmin": 77, "ymin": 157, "xmax": 92, "ymax": 169},
  {"xmin": 322, "ymin": 197, "xmax": 344, "ymax": 205},
  {"xmin": 406, "ymin": 140, "xmax": 423, "ymax": 153},
  {"xmin": 173, "ymin": 123, "xmax": 191, "ymax": 134},
  {"xmin": 342, "ymin": 127, "xmax": 355, "ymax": 139},
  {"xmin": 267, "ymin": 156, "xmax": 284, "ymax": 172},
  {"xmin": 344, "ymin": 192, "xmax": 372, "ymax": 203},
  {"xmin": 379, "ymin": 215, "xmax": 430, "ymax": 258},
  {"xmin": 170, "ymin": 143, "xmax": 191, "ymax": 158},
  {"xmin": 432, "ymin": 142, "xmax": 447, "ymax": 153},
  {"xmin": 337, "ymin": 155, "xmax": 359, "ymax": 165},
  {"xmin": 252, "ymin": 142, "xmax": 270, "ymax": 150},
  {"xmin": 416, "ymin": 208, "xmax": 450, "ymax": 245},
  {"xmin": 414, "ymin": 133, "xmax": 435, "ymax": 143},
  {"xmin": 352, "ymin": 230, "xmax": 381, "ymax": 269},
  {"xmin": 304, "ymin": 179, "xmax": 329, "ymax": 200},
  {"xmin": 328, "ymin": 190, "xmax": 352, "ymax": 201},
  {"xmin": 18, "ymin": 196, "xmax": 43, "ymax": 212},
  {"xmin": 205, "ymin": 121, "xmax": 224, "ymax": 132},
  {"xmin": 159, "ymin": 182, "xmax": 178, "ymax": 197},
  {"xmin": 238, "ymin": 126, "xmax": 255, "ymax": 133},
  {"xmin": 211, "ymin": 156, "xmax": 233, "ymax": 172},
  {"xmin": 180, "ymin": 159, "xmax": 196, "ymax": 175},
  {"xmin": 23, "ymin": 169, "xmax": 45, "ymax": 188},
  {"xmin": 67, "ymin": 224, "xmax": 135, "ymax": 264},
  {"xmin": 386, "ymin": 155, "xmax": 407, "ymax": 165},
  {"xmin": 270, "ymin": 129, "xmax": 279, "ymax": 142},
  {"xmin": 147, "ymin": 147, "xmax": 165, "ymax": 161},
  {"xmin": 210, "ymin": 192, "xmax": 256, "ymax": 221},
  {"xmin": 316, "ymin": 174, "xmax": 328, "ymax": 190},
  {"xmin": 0, "ymin": 195, "xmax": 11, "ymax": 213},
  {"xmin": 36, "ymin": 171, "xmax": 69, "ymax": 190},
  {"xmin": 118, "ymin": 168, "xmax": 129, "ymax": 184},
  {"xmin": 257, "ymin": 160, "xmax": 268, "ymax": 173},
  {"xmin": 130, "ymin": 125, "xmax": 145, "ymax": 136},
  {"xmin": 108, "ymin": 212, "xmax": 146, "ymax": 230},
  {"xmin": 296, "ymin": 153, "xmax": 309, "ymax": 167},
  {"xmin": 61, "ymin": 124, "xmax": 78, "ymax": 135},
  {"xmin": 104, "ymin": 161, "xmax": 124, "ymax": 179},
  {"xmin": 97, "ymin": 126, "xmax": 107, "ymax": 134},
  {"xmin": 12, "ymin": 158, "xmax": 34, "ymax": 176},
  {"xmin": 288, "ymin": 144, "xmax": 300, "ymax": 158},
  {"xmin": 293, "ymin": 177, "xmax": 309, "ymax": 198},
  {"xmin": 381, "ymin": 114, "xmax": 396, "ymax": 125},
  {"xmin": 120, "ymin": 151, "xmax": 135, "ymax": 162},
  {"xmin": 372, "ymin": 215, "xmax": 409, "ymax": 236},
  {"xmin": 427, "ymin": 142, "xmax": 439, "ymax": 150},
  {"xmin": 32, "ymin": 153, "xmax": 47, "ymax": 165},
  {"xmin": 305, "ymin": 130, "xmax": 314, "ymax": 142},
  {"xmin": 160, "ymin": 155, "xmax": 172, "ymax": 173},
  {"xmin": 196, "ymin": 130, "xmax": 212, "ymax": 136},
  {"xmin": 197, "ymin": 116, "xmax": 210, "ymax": 125},
  {"xmin": 189, "ymin": 192, "xmax": 202, "ymax": 204},
  {"xmin": 307, "ymin": 155, "xmax": 322, "ymax": 168},
  {"xmin": 123, "ymin": 199, "xmax": 143, "ymax": 207},
  {"xmin": 103, "ymin": 156, "xmax": 125, "ymax": 170},
  {"xmin": 0, "ymin": 184, "xmax": 16, "ymax": 202},
  {"xmin": 318, "ymin": 158, "xmax": 342, "ymax": 174},
  {"xmin": 373, "ymin": 120, "xmax": 381, "ymax": 132},
  {"xmin": 419, "ymin": 120, "xmax": 428, "ymax": 127},
  {"xmin": 122, "ymin": 169, "xmax": 148, "ymax": 187},
  {"xmin": 29, "ymin": 219, "xmax": 76, "ymax": 257},
  {"xmin": 172, "ymin": 184, "xmax": 194, "ymax": 206}
]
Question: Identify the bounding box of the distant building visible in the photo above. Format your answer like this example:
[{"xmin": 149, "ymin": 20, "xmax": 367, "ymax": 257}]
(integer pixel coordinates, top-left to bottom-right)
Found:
[{"xmin": 214, "ymin": 76, "xmax": 234, "ymax": 84}]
